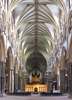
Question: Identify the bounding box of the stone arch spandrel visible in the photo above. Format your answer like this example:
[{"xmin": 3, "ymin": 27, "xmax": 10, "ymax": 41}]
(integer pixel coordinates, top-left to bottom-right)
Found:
[
  {"xmin": 15, "ymin": 57, "xmax": 18, "ymax": 74},
  {"xmin": 60, "ymin": 47, "xmax": 67, "ymax": 70},
  {"xmin": 0, "ymin": 33, "xmax": 5, "ymax": 61}
]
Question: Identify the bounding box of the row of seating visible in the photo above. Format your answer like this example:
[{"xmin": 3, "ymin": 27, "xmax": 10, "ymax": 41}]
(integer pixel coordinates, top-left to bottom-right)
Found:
[
  {"xmin": 40, "ymin": 92, "xmax": 63, "ymax": 96},
  {"xmin": 9, "ymin": 92, "xmax": 31, "ymax": 96}
]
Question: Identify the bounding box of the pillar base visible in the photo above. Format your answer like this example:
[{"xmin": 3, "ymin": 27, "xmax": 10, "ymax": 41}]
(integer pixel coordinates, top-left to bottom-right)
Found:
[
  {"xmin": 0, "ymin": 93, "xmax": 6, "ymax": 97},
  {"xmin": 68, "ymin": 94, "xmax": 72, "ymax": 98}
]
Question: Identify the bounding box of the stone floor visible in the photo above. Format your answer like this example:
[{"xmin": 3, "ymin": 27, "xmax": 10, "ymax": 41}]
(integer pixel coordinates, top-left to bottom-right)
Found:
[{"xmin": 0, "ymin": 95, "xmax": 72, "ymax": 100}]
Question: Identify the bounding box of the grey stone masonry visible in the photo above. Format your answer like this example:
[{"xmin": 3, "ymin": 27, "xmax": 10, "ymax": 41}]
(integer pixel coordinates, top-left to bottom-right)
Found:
[
  {"xmin": 18, "ymin": 75, "xmax": 21, "ymax": 90},
  {"xmin": 68, "ymin": 62, "xmax": 72, "ymax": 95},
  {"xmin": 0, "ymin": 61, "xmax": 5, "ymax": 96},
  {"xmin": 55, "ymin": 74, "xmax": 59, "ymax": 90},
  {"xmin": 60, "ymin": 70, "xmax": 65, "ymax": 93},
  {"xmin": 14, "ymin": 74, "xmax": 18, "ymax": 92}
]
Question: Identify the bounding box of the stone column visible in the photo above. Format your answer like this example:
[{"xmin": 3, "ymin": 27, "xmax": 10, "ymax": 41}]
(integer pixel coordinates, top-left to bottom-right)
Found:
[
  {"xmin": 68, "ymin": 62, "xmax": 72, "ymax": 98},
  {"xmin": 60, "ymin": 69, "xmax": 65, "ymax": 93},
  {"xmin": 5, "ymin": 74, "xmax": 8, "ymax": 92},
  {"xmin": 22, "ymin": 72, "xmax": 26, "ymax": 92},
  {"xmin": 48, "ymin": 80, "xmax": 52, "ymax": 93},
  {"xmin": 48, "ymin": 72, "xmax": 52, "ymax": 93},
  {"xmin": 18, "ymin": 75, "xmax": 21, "ymax": 91},
  {"xmin": 47, "ymin": 75, "xmax": 48, "ymax": 92},
  {"xmin": 8, "ymin": 69, "xmax": 14, "ymax": 93},
  {"xmin": 14, "ymin": 73, "xmax": 18, "ymax": 92},
  {"xmin": 52, "ymin": 77, "xmax": 55, "ymax": 82},
  {"xmin": 55, "ymin": 74, "xmax": 59, "ymax": 90},
  {"xmin": 21, "ymin": 77, "xmax": 23, "ymax": 92},
  {"xmin": 55, "ymin": 74, "xmax": 57, "ymax": 90},
  {"xmin": 52, "ymin": 76, "xmax": 55, "ymax": 91},
  {"xmin": 65, "ymin": 74, "xmax": 68, "ymax": 93},
  {"xmin": 51, "ymin": 65, "xmax": 55, "ymax": 87},
  {"xmin": 23, "ymin": 78, "xmax": 25, "ymax": 92},
  {"xmin": 0, "ymin": 61, "xmax": 6, "ymax": 97}
]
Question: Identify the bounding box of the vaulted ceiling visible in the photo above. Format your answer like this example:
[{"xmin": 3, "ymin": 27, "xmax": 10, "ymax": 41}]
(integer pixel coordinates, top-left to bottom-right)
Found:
[{"xmin": 8, "ymin": 0, "xmax": 66, "ymax": 74}]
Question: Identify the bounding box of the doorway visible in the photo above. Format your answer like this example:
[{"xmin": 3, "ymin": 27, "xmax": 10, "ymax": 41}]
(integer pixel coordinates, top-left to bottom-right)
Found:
[{"xmin": 34, "ymin": 87, "xmax": 38, "ymax": 92}]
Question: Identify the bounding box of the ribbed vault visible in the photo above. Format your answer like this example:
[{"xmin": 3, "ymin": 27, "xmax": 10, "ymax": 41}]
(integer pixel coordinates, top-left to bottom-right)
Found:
[
  {"xmin": 26, "ymin": 51, "xmax": 47, "ymax": 74},
  {"xmin": 8, "ymin": 0, "xmax": 66, "ymax": 74}
]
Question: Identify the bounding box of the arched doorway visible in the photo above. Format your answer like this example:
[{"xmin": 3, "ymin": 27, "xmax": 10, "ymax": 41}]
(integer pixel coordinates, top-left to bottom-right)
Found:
[{"xmin": 34, "ymin": 87, "xmax": 38, "ymax": 92}]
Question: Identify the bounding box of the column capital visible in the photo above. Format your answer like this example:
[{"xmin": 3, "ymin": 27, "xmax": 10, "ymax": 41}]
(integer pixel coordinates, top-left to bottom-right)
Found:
[
  {"xmin": 68, "ymin": 62, "xmax": 72, "ymax": 65},
  {"xmin": 15, "ymin": 73, "xmax": 18, "ymax": 75},
  {"xmin": 0, "ymin": 61, "xmax": 6, "ymax": 63},
  {"xmin": 9, "ymin": 68, "xmax": 14, "ymax": 71}
]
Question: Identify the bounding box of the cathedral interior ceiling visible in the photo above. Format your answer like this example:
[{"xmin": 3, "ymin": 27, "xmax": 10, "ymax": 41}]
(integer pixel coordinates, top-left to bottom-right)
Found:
[{"xmin": 7, "ymin": 0, "xmax": 66, "ymax": 74}]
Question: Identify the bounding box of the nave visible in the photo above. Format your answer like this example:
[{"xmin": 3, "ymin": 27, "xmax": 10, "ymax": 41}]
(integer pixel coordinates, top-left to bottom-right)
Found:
[{"xmin": 0, "ymin": 0, "xmax": 72, "ymax": 99}]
